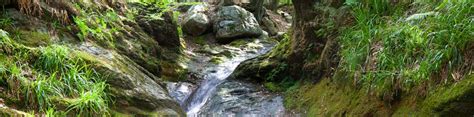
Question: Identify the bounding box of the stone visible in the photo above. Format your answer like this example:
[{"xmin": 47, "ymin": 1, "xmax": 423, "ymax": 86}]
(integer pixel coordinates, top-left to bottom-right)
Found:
[
  {"xmin": 187, "ymin": 4, "xmax": 209, "ymax": 14},
  {"xmin": 182, "ymin": 4, "xmax": 211, "ymax": 36},
  {"xmin": 262, "ymin": 17, "xmax": 279, "ymax": 36},
  {"xmin": 137, "ymin": 11, "xmax": 181, "ymax": 48},
  {"xmin": 182, "ymin": 13, "xmax": 210, "ymax": 36},
  {"xmin": 76, "ymin": 43, "xmax": 185, "ymax": 116},
  {"xmin": 199, "ymin": 81, "xmax": 285, "ymax": 115},
  {"xmin": 213, "ymin": 5, "xmax": 263, "ymax": 43}
]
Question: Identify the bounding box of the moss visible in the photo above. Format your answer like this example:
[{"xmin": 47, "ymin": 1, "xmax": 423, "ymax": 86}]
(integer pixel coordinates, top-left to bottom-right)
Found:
[
  {"xmin": 160, "ymin": 60, "xmax": 187, "ymax": 82},
  {"xmin": 194, "ymin": 36, "xmax": 206, "ymax": 45},
  {"xmin": 285, "ymin": 79, "xmax": 392, "ymax": 116},
  {"xmin": 209, "ymin": 56, "xmax": 225, "ymax": 64},
  {"xmin": 229, "ymin": 39, "xmax": 249, "ymax": 47},
  {"xmin": 286, "ymin": 74, "xmax": 474, "ymax": 116},
  {"xmin": 13, "ymin": 30, "xmax": 51, "ymax": 47},
  {"xmin": 264, "ymin": 82, "xmax": 283, "ymax": 92},
  {"xmin": 268, "ymin": 34, "xmax": 291, "ymax": 59},
  {"xmin": 73, "ymin": 51, "xmax": 105, "ymax": 64},
  {"xmin": 419, "ymin": 74, "xmax": 474, "ymax": 115},
  {"xmin": 220, "ymin": 50, "xmax": 233, "ymax": 58},
  {"xmin": 0, "ymin": 107, "xmax": 31, "ymax": 117}
]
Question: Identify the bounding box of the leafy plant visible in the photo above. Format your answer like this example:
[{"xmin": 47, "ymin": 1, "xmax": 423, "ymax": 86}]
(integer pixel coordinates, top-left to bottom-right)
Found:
[{"xmin": 73, "ymin": 9, "xmax": 119, "ymax": 48}]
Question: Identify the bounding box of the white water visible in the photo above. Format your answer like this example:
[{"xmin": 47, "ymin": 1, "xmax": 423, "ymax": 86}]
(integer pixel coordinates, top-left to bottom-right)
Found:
[{"xmin": 185, "ymin": 41, "xmax": 273, "ymax": 116}]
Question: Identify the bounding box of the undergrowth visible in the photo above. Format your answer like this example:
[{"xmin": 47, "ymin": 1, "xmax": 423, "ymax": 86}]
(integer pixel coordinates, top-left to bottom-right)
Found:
[
  {"xmin": 338, "ymin": 0, "xmax": 473, "ymax": 101},
  {"xmin": 283, "ymin": 0, "xmax": 473, "ymax": 115},
  {"xmin": 0, "ymin": 30, "xmax": 111, "ymax": 116},
  {"xmin": 73, "ymin": 5, "xmax": 120, "ymax": 48}
]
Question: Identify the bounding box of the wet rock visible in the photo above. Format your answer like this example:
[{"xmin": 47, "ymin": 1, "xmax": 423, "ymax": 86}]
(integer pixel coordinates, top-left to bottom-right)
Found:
[
  {"xmin": 199, "ymin": 81, "xmax": 285, "ymax": 115},
  {"xmin": 166, "ymin": 82, "xmax": 196, "ymax": 105},
  {"xmin": 213, "ymin": 5, "xmax": 263, "ymax": 43},
  {"xmin": 137, "ymin": 11, "xmax": 181, "ymax": 47},
  {"xmin": 76, "ymin": 43, "xmax": 185, "ymax": 116}
]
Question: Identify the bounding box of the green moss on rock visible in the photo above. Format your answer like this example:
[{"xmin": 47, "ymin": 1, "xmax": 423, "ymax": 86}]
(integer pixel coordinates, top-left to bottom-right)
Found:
[
  {"xmin": 419, "ymin": 74, "xmax": 474, "ymax": 116},
  {"xmin": 14, "ymin": 30, "xmax": 51, "ymax": 47},
  {"xmin": 209, "ymin": 56, "xmax": 225, "ymax": 64}
]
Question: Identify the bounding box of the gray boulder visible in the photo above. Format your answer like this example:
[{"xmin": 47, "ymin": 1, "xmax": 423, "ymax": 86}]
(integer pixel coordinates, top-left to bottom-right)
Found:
[
  {"xmin": 213, "ymin": 5, "xmax": 263, "ymax": 43},
  {"xmin": 183, "ymin": 13, "xmax": 210, "ymax": 36},
  {"xmin": 182, "ymin": 4, "xmax": 211, "ymax": 36},
  {"xmin": 187, "ymin": 4, "xmax": 208, "ymax": 14}
]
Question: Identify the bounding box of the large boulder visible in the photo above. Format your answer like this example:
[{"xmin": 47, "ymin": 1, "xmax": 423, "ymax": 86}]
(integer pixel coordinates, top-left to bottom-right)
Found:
[
  {"xmin": 182, "ymin": 4, "xmax": 211, "ymax": 36},
  {"xmin": 213, "ymin": 5, "xmax": 263, "ymax": 43},
  {"xmin": 75, "ymin": 43, "xmax": 185, "ymax": 116}
]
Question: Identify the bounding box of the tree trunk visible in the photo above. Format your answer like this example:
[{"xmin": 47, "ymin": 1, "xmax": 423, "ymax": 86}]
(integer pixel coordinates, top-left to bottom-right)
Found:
[
  {"xmin": 288, "ymin": 0, "xmax": 344, "ymax": 80},
  {"xmin": 288, "ymin": 0, "xmax": 322, "ymax": 79}
]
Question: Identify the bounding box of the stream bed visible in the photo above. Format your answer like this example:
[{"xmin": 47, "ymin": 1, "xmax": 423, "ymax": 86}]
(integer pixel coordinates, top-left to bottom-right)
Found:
[{"xmin": 166, "ymin": 37, "xmax": 285, "ymax": 116}]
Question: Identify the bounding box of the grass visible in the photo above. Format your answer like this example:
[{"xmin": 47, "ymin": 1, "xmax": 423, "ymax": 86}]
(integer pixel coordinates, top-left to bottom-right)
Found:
[
  {"xmin": 283, "ymin": 0, "xmax": 473, "ymax": 115},
  {"xmin": 337, "ymin": 0, "xmax": 472, "ymax": 98},
  {"xmin": 0, "ymin": 32, "xmax": 111, "ymax": 116}
]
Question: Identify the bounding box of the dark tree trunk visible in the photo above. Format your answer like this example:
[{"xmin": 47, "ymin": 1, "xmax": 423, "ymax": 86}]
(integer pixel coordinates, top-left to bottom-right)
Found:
[
  {"xmin": 288, "ymin": 0, "xmax": 344, "ymax": 80},
  {"xmin": 288, "ymin": 0, "xmax": 322, "ymax": 79}
]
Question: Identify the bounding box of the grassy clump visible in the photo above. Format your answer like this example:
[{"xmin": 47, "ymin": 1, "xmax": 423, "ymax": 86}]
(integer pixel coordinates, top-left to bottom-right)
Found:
[
  {"xmin": 0, "ymin": 32, "xmax": 111, "ymax": 116},
  {"xmin": 338, "ymin": 0, "xmax": 472, "ymax": 99},
  {"xmin": 284, "ymin": 0, "xmax": 472, "ymax": 115}
]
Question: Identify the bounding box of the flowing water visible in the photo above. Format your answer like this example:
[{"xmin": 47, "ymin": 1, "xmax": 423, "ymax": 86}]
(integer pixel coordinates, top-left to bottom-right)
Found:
[{"xmin": 166, "ymin": 38, "xmax": 285, "ymax": 116}]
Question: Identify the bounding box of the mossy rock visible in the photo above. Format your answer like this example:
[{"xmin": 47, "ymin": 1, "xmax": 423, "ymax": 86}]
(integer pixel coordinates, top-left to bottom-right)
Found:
[
  {"xmin": 229, "ymin": 39, "xmax": 250, "ymax": 47},
  {"xmin": 419, "ymin": 74, "xmax": 474, "ymax": 116},
  {"xmin": 73, "ymin": 48, "xmax": 185, "ymax": 116},
  {"xmin": 194, "ymin": 36, "xmax": 207, "ymax": 45},
  {"xmin": 160, "ymin": 60, "xmax": 188, "ymax": 82},
  {"xmin": 14, "ymin": 30, "xmax": 51, "ymax": 47},
  {"xmin": 0, "ymin": 107, "xmax": 31, "ymax": 117},
  {"xmin": 209, "ymin": 56, "xmax": 225, "ymax": 64}
]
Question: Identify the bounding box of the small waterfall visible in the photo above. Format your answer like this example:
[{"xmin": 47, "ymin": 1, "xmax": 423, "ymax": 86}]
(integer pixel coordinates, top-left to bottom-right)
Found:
[{"xmin": 184, "ymin": 40, "xmax": 273, "ymax": 116}]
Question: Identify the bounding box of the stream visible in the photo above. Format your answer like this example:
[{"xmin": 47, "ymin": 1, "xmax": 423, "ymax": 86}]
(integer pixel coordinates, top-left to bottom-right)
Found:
[{"xmin": 166, "ymin": 37, "xmax": 286, "ymax": 116}]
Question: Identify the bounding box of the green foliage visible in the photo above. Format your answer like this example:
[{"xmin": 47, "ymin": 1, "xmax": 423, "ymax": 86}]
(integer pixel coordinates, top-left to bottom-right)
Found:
[
  {"xmin": 29, "ymin": 45, "xmax": 110, "ymax": 115},
  {"xmin": 268, "ymin": 33, "xmax": 292, "ymax": 59},
  {"xmin": 174, "ymin": 11, "xmax": 183, "ymax": 37},
  {"xmin": 73, "ymin": 9, "xmax": 119, "ymax": 48},
  {"xmin": 0, "ymin": 17, "xmax": 13, "ymax": 28},
  {"xmin": 0, "ymin": 8, "xmax": 14, "ymax": 28},
  {"xmin": 0, "ymin": 32, "xmax": 110, "ymax": 116},
  {"xmin": 35, "ymin": 45, "xmax": 68, "ymax": 72},
  {"xmin": 267, "ymin": 63, "xmax": 288, "ymax": 81},
  {"xmin": 278, "ymin": 0, "xmax": 292, "ymax": 5},
  {"xmin": 338, "ymin": 0, "xmax": 473, "ymax": 98}
]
